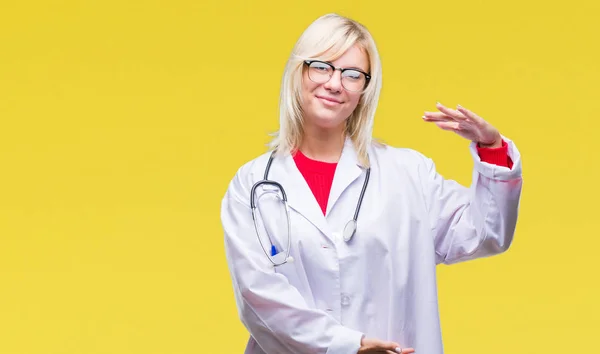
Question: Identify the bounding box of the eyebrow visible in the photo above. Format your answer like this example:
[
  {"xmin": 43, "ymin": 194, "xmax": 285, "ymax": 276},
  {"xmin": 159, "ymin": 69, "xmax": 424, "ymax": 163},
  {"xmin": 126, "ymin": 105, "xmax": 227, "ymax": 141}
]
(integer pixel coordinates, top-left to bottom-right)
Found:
[
  {"xmin": 325, "ymin": 61, "xmax": 369, "ymax": 73},
  {"xmin": 346, "ymin": 66, "xmax": 367, "ymax": 71}
]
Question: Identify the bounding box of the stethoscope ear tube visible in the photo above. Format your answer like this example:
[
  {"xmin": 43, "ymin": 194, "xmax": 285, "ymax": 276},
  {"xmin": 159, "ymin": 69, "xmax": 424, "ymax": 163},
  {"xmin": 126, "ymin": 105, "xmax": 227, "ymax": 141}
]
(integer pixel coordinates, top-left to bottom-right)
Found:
[
  {"xmin": 250, "ymin": 180, "xmax": 287, "ymax": 209},
  {"xmin": 250, "ymin": 182, "xmax": 292, "ymax": 267}
]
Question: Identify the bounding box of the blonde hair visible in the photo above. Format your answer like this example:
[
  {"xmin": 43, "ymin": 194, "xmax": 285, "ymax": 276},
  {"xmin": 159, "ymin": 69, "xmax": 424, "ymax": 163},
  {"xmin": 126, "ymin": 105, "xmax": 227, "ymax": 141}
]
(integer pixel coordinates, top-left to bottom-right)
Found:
[{"xmin": 268, "ymin": 13, "xmax": 383, "ymax": 167}]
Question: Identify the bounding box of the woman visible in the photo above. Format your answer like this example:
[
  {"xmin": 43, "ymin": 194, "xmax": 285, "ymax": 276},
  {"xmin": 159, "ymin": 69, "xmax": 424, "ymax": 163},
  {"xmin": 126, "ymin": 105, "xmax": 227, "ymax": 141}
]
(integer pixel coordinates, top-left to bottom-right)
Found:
[{"xmin": 221, "ymin": 13, "xmax": 522, "ymax": 354}]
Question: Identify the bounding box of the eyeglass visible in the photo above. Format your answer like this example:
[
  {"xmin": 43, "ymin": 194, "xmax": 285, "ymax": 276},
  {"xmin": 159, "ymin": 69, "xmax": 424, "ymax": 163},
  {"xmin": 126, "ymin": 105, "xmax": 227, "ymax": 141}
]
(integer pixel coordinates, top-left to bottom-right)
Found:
[{"xmin": 304, "ymin": 60, "xmax": 371, "ymax": 92}]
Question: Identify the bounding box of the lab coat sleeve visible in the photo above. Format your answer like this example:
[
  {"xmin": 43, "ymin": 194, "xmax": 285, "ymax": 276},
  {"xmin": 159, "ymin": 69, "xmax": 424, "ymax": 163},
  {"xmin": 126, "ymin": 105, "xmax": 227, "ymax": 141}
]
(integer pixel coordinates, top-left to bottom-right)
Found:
[
  {"xmin": 418, "ymin": 135, "xmax": 523, "ymax": 265},
  {"xmin": 221, "ymin": 166, "xmax": 364, "ymax": 354}
]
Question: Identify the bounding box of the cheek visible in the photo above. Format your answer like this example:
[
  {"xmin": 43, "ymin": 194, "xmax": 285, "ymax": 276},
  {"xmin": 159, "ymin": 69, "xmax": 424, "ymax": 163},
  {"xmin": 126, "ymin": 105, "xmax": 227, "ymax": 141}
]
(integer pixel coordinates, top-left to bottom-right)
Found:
[
  {"xmin": 345, "ymin": 94, "xmax": 362, "ymax": 112},
  {"xmin": 301, "ymin": 71, "xmax": 318, "ymax": 94},
  {"xmin": 301, "ymin": 83, "xmax": 318, "ymax": 105}
]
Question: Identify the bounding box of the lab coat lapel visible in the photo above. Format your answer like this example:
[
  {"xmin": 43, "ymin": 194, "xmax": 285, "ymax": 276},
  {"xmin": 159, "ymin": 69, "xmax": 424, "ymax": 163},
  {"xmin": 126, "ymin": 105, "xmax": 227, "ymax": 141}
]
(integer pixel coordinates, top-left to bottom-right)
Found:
[
  {"xmin": 266, "ymin": 138, "xmax": 363, "ymax": 242},
  {"xmin": 325, "ymin": 137, "xmax": 363, "ymax": 216},
  {"xmin": 276, "ymin": 154, "xmax": 332, "ymax": 238}
]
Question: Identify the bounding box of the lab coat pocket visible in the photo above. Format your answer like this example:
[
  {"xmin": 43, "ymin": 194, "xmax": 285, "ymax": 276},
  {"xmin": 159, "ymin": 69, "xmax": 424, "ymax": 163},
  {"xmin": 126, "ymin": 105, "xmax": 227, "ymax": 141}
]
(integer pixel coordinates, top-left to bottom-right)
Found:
[
  {"xmin": 272, "ymin": 240, "xmax": 316, "ymax": 307},
  {"xmin": 273, "ymin": 259, "xmax": 299, "ymax": 281},
  {"xmin": 272, "ymin": 255, "xmax": 307, "ymax": 297}
]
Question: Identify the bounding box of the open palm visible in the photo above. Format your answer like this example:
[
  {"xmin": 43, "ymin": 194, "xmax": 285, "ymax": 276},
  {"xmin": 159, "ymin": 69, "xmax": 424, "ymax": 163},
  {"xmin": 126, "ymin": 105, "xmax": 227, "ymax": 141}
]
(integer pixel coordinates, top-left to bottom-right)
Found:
[{"xmin": 423, "ymin": 102, "xmax": 502, "ymax": 147}]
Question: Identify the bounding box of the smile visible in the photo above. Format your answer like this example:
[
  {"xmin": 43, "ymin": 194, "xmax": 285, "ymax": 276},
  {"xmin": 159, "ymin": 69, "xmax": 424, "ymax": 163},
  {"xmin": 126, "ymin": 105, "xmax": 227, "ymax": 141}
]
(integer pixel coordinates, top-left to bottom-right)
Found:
[{"xmin": 316, "ymin": 96, "xmax": 342, "ymax": 105}]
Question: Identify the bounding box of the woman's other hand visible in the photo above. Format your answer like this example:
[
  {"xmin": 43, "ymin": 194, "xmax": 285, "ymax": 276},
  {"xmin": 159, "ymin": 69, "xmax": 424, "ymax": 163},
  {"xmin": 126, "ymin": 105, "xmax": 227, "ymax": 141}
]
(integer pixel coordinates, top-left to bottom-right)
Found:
[
  {"xmin": 358, "ymin": 336, "xmax": 416, "ymax": 353},
  {"xmin": 423, "ymin": 102, "xmax": 502, "ymax": 148}
]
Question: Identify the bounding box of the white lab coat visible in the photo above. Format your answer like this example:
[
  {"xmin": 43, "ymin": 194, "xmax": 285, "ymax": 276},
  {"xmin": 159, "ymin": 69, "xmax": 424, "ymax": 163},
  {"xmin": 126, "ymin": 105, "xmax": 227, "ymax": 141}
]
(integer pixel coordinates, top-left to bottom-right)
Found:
[{"xmin": 221, "ymin": 136, "xmax": 523, "ymax": 354}]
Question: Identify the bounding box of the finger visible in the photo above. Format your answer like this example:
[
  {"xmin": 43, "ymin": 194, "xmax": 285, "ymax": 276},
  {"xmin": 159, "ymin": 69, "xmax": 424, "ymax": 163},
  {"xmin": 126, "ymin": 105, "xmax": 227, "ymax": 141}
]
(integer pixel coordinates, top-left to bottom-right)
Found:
[
  {"xmin": 456, "ymin": 104, "xmax": 485, "ymax": 124},
  {"xmin": 389, "ymin": 347, "xmax": 416, "ymax": 354},
  {"xmin": 424, "ymin": 109, "xmax": 466, "ymax": 121},
  {"xmin": 377, "ymin": 341, "xmax": 402, "ymax": 352},
  {"xmin": 436, "ymin": 102, "xmax": 467, "ymax": 121},
  {"xmin": 435, "ymin": 121, "xmax": 460, "ymax": 131},
  {"xmin": 422, "ymin": 112, "xmax": 454, "ymax": 122},
  {"xmin": 385, "ymin": 342, "xmax": 401, "ymax": 350},
  {"xmin": 423, "ymin": 112, "xmax": 464, "ymax": 122}
]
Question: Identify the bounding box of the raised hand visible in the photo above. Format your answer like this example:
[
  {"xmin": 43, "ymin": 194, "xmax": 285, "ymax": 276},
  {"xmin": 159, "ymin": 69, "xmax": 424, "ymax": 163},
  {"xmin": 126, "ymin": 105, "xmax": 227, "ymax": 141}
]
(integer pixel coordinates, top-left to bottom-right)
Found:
[{"xmin": 423, "ymin": 102, "xmax": 502, "ymax": 148}]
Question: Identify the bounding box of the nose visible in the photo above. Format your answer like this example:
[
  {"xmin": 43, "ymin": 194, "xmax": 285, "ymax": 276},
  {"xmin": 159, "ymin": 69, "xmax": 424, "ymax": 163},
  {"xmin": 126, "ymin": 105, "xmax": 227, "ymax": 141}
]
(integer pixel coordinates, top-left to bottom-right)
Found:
[{"xmin": 323, "ymin": 69, "xmax": 343, "ymax": 92}]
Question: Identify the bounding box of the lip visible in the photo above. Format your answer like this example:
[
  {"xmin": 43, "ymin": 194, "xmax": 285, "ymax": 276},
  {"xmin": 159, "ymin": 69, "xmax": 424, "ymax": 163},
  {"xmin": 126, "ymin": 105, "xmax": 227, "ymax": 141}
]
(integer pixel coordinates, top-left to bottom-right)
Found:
[{"xmin": 316, "ymin": 95, "xmax": 342, "ymax": 104}]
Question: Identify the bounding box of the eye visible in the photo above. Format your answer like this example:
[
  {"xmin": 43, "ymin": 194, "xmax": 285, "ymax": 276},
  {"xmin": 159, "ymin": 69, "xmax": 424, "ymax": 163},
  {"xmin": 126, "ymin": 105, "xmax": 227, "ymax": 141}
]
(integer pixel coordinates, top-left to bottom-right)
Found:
[
  {"xmin": 310, "ymin": 62, "xmax": 331, "ymax": 72},
  {"xmin": 342, "ymin": 70, "xmax": 363, "ymax": 81}
]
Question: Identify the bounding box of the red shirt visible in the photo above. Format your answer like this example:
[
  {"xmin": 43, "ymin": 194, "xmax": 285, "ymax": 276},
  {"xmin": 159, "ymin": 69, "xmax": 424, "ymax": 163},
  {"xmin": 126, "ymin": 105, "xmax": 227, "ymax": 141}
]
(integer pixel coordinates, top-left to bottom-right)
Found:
[{"xmin": 293, "ymin": 140, "xmax": 514, "ymax": 215}]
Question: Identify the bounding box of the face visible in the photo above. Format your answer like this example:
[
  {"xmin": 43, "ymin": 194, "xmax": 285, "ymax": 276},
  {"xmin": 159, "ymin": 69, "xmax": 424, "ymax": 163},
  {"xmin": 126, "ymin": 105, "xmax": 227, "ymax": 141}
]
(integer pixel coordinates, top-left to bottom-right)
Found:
[{"xmin": 300, "ymin": 45, "xmax": 370, "ymax": 131}]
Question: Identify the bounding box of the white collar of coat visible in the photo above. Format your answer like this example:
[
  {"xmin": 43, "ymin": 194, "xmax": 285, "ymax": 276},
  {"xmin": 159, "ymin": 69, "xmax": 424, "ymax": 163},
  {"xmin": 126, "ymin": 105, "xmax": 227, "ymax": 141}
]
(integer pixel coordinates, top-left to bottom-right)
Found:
[{"xmin": 267, "ymin": 136, "xmax": 365, "ymax": 240}]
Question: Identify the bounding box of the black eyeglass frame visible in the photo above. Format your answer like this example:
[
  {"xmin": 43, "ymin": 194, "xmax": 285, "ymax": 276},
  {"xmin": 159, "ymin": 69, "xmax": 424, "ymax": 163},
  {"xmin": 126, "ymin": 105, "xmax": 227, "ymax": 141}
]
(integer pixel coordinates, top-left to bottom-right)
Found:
[{"xmin": 303, "ymin": 60, "xmax": 371, "ymax": 91}]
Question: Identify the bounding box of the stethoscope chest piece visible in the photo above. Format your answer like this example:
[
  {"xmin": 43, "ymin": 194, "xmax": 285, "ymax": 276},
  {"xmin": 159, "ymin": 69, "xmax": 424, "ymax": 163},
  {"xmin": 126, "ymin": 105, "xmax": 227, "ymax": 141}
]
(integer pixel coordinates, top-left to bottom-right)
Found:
[{"xmin": 343, "ymin": 219, "xmax": 357, "ymax": 242}]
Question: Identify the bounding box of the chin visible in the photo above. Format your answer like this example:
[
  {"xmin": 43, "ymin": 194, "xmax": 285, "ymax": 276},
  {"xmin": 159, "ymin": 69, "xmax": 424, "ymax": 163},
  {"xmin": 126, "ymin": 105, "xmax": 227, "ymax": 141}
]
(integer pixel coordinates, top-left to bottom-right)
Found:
[
  {"xmin": 312, "ymin": 115, "xmax": 346, "ymax": 130},
  {"xmin": 304, "ymin": 101, "xmax": 352, "ymax": 130}
]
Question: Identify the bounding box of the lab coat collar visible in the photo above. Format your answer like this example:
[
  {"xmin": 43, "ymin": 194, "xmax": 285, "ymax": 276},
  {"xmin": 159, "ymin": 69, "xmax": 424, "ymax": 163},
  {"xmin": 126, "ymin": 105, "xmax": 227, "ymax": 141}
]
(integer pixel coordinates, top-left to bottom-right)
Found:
[
  {"xmin": 325, "ymin": 137, "xmax": 364, "ymax": 216},
  {"xmin": 273, "ymin": 136, "xmax": 364, "ymax": 242}
]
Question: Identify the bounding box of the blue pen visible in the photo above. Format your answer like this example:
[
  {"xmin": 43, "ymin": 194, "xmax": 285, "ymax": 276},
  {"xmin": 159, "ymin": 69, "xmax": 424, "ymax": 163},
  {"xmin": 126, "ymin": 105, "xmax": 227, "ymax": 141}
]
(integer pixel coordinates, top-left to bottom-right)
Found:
[{"xmin": 270, "ymin": 245, "xmax": 278, "ymax": 256}]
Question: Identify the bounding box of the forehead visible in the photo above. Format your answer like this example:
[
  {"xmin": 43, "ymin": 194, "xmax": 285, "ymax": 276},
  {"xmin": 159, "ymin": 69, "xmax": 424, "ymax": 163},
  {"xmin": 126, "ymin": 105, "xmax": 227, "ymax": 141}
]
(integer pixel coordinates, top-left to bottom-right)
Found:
[{"xmin": 329, "ymin": 45, "xmax": 369, "ymax": 72}]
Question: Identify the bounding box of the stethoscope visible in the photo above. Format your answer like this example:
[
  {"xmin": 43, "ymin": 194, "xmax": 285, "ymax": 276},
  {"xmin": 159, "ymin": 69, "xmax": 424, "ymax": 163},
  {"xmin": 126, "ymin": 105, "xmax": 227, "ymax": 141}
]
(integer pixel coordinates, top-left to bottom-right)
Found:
[{"xmin": 250, "ymin": 151, "xmax": 370, "ymax": 267}]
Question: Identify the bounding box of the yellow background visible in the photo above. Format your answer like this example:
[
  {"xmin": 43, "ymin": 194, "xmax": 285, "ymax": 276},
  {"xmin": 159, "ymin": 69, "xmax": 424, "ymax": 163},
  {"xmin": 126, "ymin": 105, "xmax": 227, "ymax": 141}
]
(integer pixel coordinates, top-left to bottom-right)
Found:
[{"xmin": 1, "ymin": 0, "xmax": 597, "ymax": 353}]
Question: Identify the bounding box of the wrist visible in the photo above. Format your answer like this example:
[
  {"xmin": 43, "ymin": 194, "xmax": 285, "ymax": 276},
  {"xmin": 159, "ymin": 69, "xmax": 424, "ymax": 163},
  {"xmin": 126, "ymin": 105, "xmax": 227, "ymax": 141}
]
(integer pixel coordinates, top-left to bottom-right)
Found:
[{"xmin": 478, "ymin": 134, "xmax": 502, "ymax": 148}]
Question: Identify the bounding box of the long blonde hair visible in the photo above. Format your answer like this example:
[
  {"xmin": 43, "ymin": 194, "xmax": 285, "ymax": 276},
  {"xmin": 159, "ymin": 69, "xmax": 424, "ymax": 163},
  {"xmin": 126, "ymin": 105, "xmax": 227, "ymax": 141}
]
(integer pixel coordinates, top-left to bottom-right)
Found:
[{"xmin": 268, "ymin": 13, "xmax": 383, "ymax": 167}]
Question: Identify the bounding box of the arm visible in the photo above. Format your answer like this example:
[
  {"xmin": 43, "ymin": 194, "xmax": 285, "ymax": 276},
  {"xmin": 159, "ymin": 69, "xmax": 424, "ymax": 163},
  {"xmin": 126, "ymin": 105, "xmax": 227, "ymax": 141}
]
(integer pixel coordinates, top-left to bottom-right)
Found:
[
  {"xmin": 418, "ymin": 136, "xmax": 523, "ymax": 265},
  {"xmin": 221, "ymin": 168, "xmax": 364, "ymax": 354}
]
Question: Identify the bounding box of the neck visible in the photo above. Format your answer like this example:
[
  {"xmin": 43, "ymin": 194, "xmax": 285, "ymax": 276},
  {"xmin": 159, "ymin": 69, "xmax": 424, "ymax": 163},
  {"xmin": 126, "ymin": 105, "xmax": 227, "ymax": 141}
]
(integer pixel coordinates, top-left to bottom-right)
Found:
[{"xmin": 299, "ymin": 124, "xmax": 346, "ymax": 163}]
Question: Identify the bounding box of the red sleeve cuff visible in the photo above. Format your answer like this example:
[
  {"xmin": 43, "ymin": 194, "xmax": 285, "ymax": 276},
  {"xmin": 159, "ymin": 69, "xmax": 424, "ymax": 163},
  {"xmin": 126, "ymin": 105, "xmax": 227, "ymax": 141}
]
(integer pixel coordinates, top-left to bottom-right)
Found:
[{"xmin": 476, "ymin": 140, "xmax": 513, "ymax": 168}]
